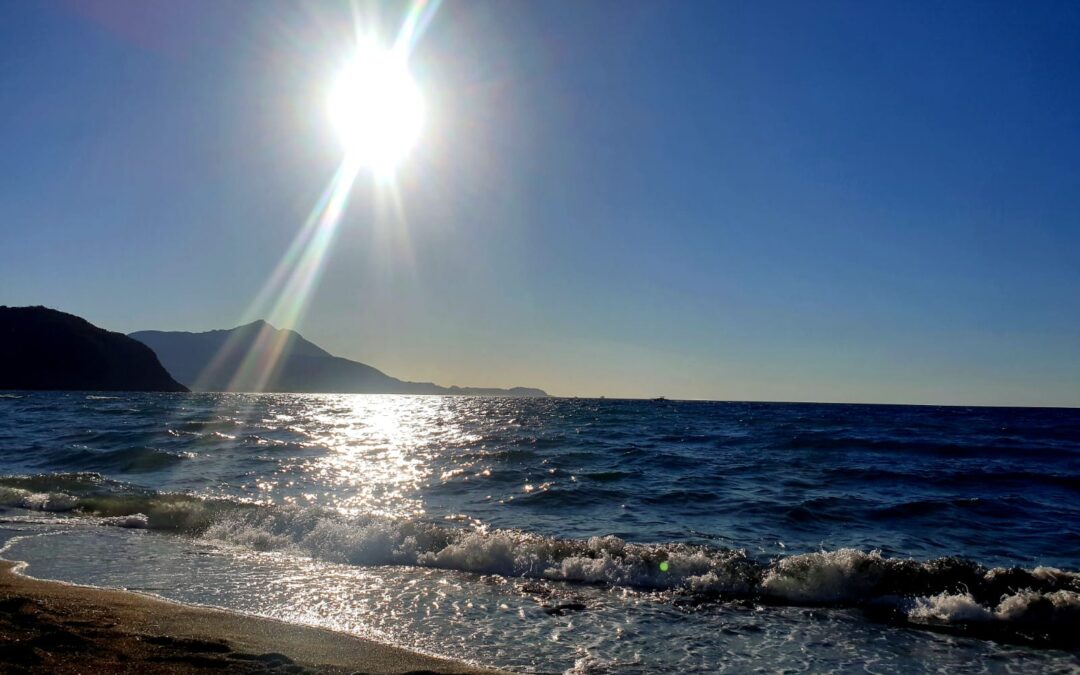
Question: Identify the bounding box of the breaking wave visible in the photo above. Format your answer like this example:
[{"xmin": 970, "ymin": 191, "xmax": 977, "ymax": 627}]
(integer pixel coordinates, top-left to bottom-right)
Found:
[{"xmin": 0, "ymin": 472, "xmax": 1076, "ymax": 647}]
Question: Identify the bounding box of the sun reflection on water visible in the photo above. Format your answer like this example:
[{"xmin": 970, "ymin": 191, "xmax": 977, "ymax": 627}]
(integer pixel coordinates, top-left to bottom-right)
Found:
[{"xmin": 271, "ymin": 395, "xmax": 483, "ymax": 519}]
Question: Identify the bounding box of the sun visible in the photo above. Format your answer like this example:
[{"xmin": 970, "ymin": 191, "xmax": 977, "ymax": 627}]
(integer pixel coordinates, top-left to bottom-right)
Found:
[{"xmin": 328, "ymin": 42, "xmax": 423, "ymax": 172}]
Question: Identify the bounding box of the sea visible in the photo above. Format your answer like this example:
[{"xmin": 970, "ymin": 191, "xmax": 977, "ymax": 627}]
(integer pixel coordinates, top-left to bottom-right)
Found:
[{"xmin": 0, "ymin": 392, "xmax": 1077, "ymax": 673}]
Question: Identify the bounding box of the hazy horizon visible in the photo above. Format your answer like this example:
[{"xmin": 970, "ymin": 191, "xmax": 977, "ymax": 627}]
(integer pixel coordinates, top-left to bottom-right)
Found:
[
  {"xmin": 25, "ymin": 306, "xmax": 1066, "ymax": 407},
  {"xmin": 2, "ymin": 0, "xmax": 1079, "ymax": 406}
]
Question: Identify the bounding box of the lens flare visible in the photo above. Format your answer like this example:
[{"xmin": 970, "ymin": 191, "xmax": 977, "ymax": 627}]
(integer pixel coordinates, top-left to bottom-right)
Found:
[{"xmin": 194, "ymin": 0, "xmax": 441, "ymax": 393}]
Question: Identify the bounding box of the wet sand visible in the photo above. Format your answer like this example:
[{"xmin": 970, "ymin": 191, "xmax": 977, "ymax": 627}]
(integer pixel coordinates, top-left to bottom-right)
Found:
[{"xmin": 0, "ymin": 561, "xmax": 502, "ymax": 674}]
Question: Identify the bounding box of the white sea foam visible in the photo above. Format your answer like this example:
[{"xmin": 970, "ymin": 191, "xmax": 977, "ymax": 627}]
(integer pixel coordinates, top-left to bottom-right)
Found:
[
  {"xmin": 905, "ymin": 588, "xmax": 1080, "ymax": 625},
  {"xmin": 564, "ymin": 655, "xmax": 642, "ymax": 674},
  {"xmin": 994, "ymin": 589, "xmax": 1080, "ymax": 623},
  {"xmin": 544, "ymin": 543, "xmax": 755, "ymax": 593},
  {"xmin": 908, "ymin": 592, "xmax": 994, "ymax": 622},
  {"xmin": 1031, "ymin": 566, "xmax": 1077, "ymax": 585},
  {"xmin": 0, "ymin": 486, "xmax": 28, "ymax": 507},
  {"xmin": 300, "ymin": 517, "xmax": 421, "ymax": 566},
  {"xmin": 201, "ymin": 518, "xmax": 295, "ymax": 553},
  {"xmin": 760, "ymin": 549, "xmax": 886, "ymax": 602},
  {"xmin": 99, "ymin": 513, "xmax": 149, "ymax": 528},
  {"xmin": 0, "ymin": 486, "xmax": 79, "ymax": 512},
  {"xmin": 418, "ymin": 529, "xmax": 522, "ymax": 575},
  {"xmin": 0, "ymin": 478, "xmax": 1076, "ymax": 627},
  {"xmin": 197, "ymin": 510, "xmax": 762, "ymax": 593}
]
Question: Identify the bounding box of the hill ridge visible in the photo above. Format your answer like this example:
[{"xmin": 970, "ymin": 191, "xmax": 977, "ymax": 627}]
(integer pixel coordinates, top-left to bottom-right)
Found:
[
  {"xmin": 0, "ymin": 306, "xmax": 188, "ymax": 392},
  {"xmin": 130, "ymin": 322, "xmax": 546, "ymax": 397}
]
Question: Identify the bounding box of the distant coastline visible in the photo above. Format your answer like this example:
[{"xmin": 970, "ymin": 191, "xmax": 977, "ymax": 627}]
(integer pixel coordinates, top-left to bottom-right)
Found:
[
  {"xmin": 0, "ymin": 305, "xmax": 545, "ymax": 397},
  {"xmin": 130, "ymin": 320, "xmax": 546, "ymax": 396},
  {"xmin": 0, "ymin": 306, "xmax": 186, "ymax": 393}
]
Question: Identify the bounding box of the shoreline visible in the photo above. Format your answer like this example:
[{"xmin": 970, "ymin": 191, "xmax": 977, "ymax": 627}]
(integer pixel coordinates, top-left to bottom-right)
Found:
[{"xmin": 0, "ymin": 560, "xmax": 503, "ymax": 674}]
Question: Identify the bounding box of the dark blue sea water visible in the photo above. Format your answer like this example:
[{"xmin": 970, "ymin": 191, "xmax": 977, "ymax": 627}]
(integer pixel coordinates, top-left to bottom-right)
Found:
[{"xmin": 0, "ymin": 393, "xmax": 1077, "ymax": 672}]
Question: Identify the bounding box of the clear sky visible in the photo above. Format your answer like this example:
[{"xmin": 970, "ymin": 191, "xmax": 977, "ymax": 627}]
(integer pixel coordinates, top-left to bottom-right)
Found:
[{"xmin": 2, "ymin": 0, "xmax": 1078, "ymax": 405}]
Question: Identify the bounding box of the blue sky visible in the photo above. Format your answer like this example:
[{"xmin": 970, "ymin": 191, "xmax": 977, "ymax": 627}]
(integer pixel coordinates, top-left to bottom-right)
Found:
[{"xmin": 1, "ymin": 0, "xmax": 1078, "ymax": 405}]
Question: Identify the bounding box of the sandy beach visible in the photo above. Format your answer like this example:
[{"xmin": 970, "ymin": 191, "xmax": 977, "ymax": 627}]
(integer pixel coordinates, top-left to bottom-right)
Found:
[{"xmin": 0, "ymin": 560, "xmax": 500, "ymax": 674}]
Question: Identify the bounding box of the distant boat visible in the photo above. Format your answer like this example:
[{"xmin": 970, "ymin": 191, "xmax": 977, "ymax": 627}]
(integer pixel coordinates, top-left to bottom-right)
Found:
[{"xmin": 652, "ymin": 396, "xmax": 667, "ymax": 402}]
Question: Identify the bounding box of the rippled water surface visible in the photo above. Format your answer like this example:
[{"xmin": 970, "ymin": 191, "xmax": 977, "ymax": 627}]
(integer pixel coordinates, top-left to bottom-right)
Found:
[{"xmin": 0, "ymin": 393, "xmax": 1077, "ymax": 672}]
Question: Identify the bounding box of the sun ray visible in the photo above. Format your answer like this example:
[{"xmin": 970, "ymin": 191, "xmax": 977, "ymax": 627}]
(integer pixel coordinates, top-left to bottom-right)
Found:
[
  {"xmin": 193, "ymin": 1, "xmax": 441, "ymax": 393},
  {"xmin": 394, "ymin": 0, "xmax": 443, "ymax": 58},
  {"xmin": 190, "ymin": 155, "xmax": 361, "ymax": 392},
  {"xmin": 224, "ymin": 155, "xmax": 362, "ymax": 392}
]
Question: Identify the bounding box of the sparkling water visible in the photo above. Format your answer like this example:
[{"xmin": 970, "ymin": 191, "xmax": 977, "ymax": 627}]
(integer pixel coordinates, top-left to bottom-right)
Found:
[{"xmin": 0, "ymin": 393, "xmax": 1077, "ymax": 672}]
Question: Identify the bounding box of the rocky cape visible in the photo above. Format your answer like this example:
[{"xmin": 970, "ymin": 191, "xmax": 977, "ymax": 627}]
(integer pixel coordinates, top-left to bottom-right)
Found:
[
  {"xmin": 0, "ymin": 306, "xmax": 187, "ymax": 392},
  {"xmin": 130, "ymin": 321, "xmax": 547, "ymax": 396}
]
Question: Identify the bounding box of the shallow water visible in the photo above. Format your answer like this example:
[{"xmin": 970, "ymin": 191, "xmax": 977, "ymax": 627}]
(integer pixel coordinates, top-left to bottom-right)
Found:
[{"xmin": 0, "ymin": 393, "xmax": 1077, "ymax": 672}]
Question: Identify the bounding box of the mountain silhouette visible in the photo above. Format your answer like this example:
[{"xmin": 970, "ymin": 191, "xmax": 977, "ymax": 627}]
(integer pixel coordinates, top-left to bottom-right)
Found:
[
  {"xmin": 130, "ymin": 321, "xmax": 547, "ymax": 396},
  {"xmin": 0, "ymin": 306, "xmax": 187, "ymax": 392}
]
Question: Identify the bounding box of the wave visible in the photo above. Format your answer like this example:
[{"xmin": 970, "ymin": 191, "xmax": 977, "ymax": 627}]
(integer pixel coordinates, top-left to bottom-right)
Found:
[
  {"xmin": 906, "ymin": 587, "xmax": 1080, "ymax": 625},
  {"xmin": 37, "ymin": 447, "xmax": 192, "ymax": 473},
  {"xmin": 0, "ymin": 486, "xmax": 79, "ymax": 512},
  {"xmin": 825, "ymin": 466, "xmax": 1080, "ymax": 492},
  {"xmin": 776, "ymin": 434, "xmax": 1074, "ymax": 460},
  {"xmin": 866, "ymin": 495, "xmax": 1056, "ymax": 521},
  {"xmin": 0, "ymin": 473, "xmax": 1077, "ymax": 646}
]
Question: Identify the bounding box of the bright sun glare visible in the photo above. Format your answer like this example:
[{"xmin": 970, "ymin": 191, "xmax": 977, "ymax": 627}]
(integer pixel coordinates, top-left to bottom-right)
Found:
[{"xmin": 328, "ymin": 42, "xmax": 423, "ymax": 171}]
